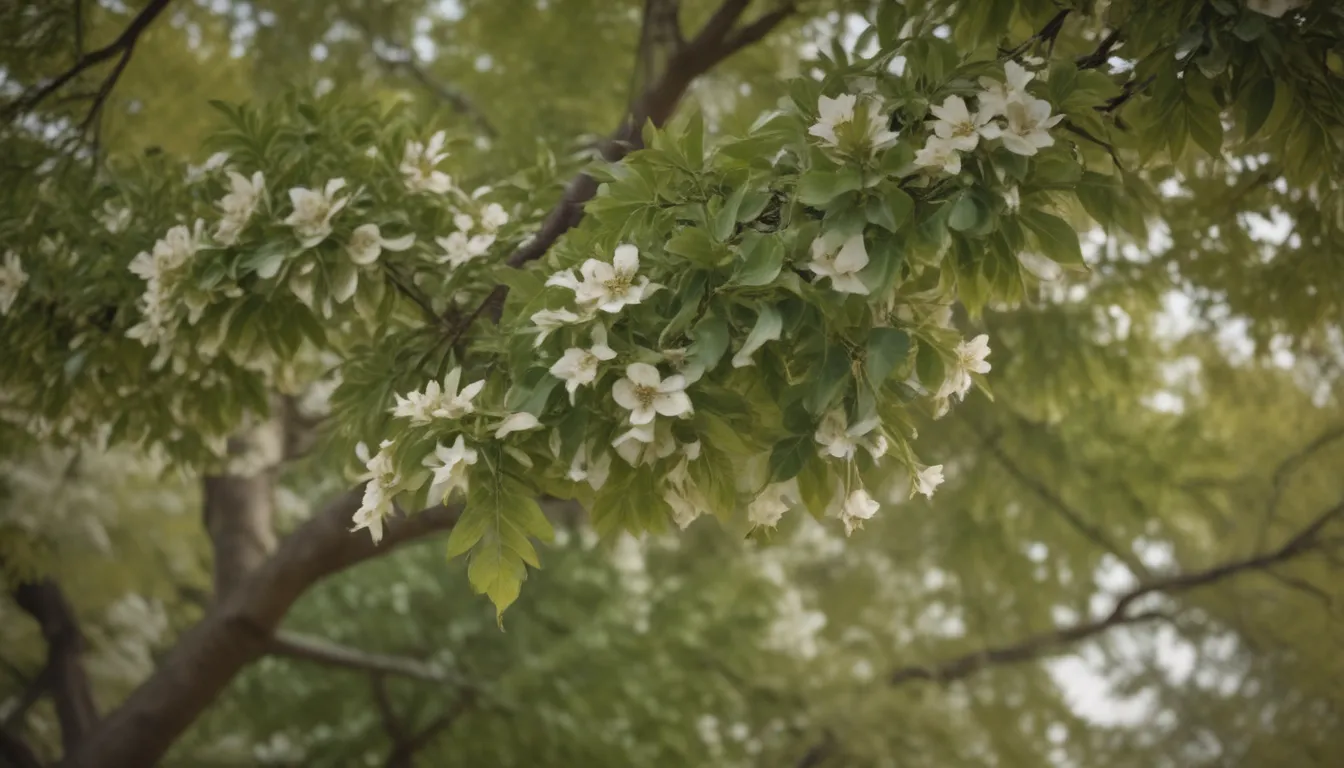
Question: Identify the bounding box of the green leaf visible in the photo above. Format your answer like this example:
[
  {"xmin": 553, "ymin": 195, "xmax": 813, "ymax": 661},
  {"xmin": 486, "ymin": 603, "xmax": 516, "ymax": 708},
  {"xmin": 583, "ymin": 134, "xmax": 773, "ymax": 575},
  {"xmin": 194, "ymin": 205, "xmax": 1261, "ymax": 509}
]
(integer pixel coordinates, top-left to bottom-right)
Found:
[
  {"xmin": 768, "ymin": 435, "xmax": 812, "ymax": 483},
  {"xmin": 734, "ymin": 234, "xmax": 784, "ymax": 286},
  {"xmin": 795, "ymin": 454, "xmax": 834, "ymax": 520},
  {"xmin": 797, "ymin": 167, "xmax": 863, "ymax": 206},
  {"xmin": 1020, "ymin": 210, "xmax": 1086, "ymax": 269},
  {"xmin": 916, "ymin": 340, "xmax": 945, "ymax": 393},
  {"xmin": 466, "ymin": 535, "xmax": 526, "ymax": 625},
  {"xmin": 866, "ymin": 188, "xmax": 913, "ymax": 233},
  {"xmin": 713, "ymin": 184, "xmax": 750, "ymax": 241},
  {"xmin": 865, "ymin": 328, "xmax": 911, "ymax": 385},
  {"xmin": 947, "ymin": 194, "xmax": 985, "ymax": 232},
  {"xmin": 446, "ymin": 504, "xmax": 493, "ymax": 559},
  {"xmin": 1242, "ymin": 77, "xmax": 1276, "ymax": 140},
  {"xmin": 804, "ymin": 343, "xmax": 851, "ymax": 415},
  {"xmin": 687, "ymin": 313, "xmax": 731, "ymax": 376},
  {"xmin": 665, "ymin": 227, "xmax": 721, "ymax": 267}
]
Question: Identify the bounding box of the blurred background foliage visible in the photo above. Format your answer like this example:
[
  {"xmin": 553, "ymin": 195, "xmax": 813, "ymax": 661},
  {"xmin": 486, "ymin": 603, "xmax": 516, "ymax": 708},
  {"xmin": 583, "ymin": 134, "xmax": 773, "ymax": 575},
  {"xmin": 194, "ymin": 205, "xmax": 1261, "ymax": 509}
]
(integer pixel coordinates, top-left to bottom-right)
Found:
[{"xmin": 3, "ymin": 0, "xmax": 1344, "ymax": 766}]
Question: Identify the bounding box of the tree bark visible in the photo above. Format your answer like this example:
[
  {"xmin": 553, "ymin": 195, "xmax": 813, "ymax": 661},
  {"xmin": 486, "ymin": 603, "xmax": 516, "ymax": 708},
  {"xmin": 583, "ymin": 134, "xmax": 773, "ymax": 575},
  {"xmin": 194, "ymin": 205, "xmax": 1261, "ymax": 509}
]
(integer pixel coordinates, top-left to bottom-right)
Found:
[{"xmin": 13, "ymin": 579, "xmax": 99, "ymax": 755}]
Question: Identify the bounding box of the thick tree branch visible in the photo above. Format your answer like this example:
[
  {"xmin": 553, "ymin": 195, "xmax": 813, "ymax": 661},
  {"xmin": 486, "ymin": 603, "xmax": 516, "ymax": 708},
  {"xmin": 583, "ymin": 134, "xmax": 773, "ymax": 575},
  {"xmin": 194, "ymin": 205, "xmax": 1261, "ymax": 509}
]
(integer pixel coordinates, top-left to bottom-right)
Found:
[
  {"xmin": 5, "ymin": 0, "xmax": 173, "ymax": 121},
  {"xmin": 269, "ymin": 631, "xmax": 447, "ymax": 683},
  {"xmin": 12, "ymin": 579, "xmax": 98, "ymax": 754},
  {"xmin": 503, "ymin": 0, "xmax": 795, "ymax": 270},
  {"xmin": 0, "ymin": 729, "xmax": 43, "ymax": 768},
  {"xmin": 202, "ymin": 427, "xmax": 279, "ymax": 600},
  {"xmin": 61, "ymin": 492, "xmax": 464, "ymax": 768}
]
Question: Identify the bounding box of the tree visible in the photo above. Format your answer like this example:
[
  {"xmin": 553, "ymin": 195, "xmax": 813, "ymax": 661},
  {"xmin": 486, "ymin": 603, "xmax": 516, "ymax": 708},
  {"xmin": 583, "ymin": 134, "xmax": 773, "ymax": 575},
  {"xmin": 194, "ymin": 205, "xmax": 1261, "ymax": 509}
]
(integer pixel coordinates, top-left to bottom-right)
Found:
[{"xmin": 2, "ymin": 0, "xmax": 1343, "ymax": 766}]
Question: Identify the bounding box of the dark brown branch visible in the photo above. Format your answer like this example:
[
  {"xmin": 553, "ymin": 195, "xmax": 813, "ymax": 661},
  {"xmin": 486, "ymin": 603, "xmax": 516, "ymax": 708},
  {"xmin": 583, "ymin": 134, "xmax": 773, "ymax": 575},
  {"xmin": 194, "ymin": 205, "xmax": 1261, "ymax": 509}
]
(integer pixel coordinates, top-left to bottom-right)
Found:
[
  {"xmin": 6, "ymin": 0, "xmax": 173, "ymax": 120},
  {"xmin": 371, "ymin": 49, "xmax": 497, "ymax": 139},
  {"xmin": 886, "ymin": 499, "xmax": 1344, "ymax": 688},
  {"xmin": 1258, "ymin": 424, "xmax": 1344, "ymax": 544},
  {"xmin": 1075, "ymin": 28, "xmax": 1123, "ymax": 70},
  {"xmin": 62, "ymin": 492, "xmax": 464, "ymax": 768},
  {"xmin": 269, "ymin": 631, "xmax": 446, "ymax": 683},
  {"xmin": 499, "ymin": 0, "xmax": 793, "ymax": 274},
  {"xmin": 13, "ymin": 579, "xmax": 98, "ymax": 753},
  {"xmin": 371, "ymin": 674, "xmax": 408, "ymax": 746},
  {"xmin": 0, "ymin": 729, "xmax": 43, "ymax": 768}
]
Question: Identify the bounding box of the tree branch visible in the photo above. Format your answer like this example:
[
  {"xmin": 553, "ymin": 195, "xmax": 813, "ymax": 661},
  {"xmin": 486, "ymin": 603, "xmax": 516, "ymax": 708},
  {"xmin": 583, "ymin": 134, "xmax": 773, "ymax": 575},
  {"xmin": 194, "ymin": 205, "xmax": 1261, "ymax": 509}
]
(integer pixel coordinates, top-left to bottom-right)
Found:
[
  {"xmin": 61, "ymin": 492, "xmax": 464, "ymax": 768},
  {"xmin": 370, "ymin": 47, "xmax": 498, "ymax": 139},
  {"xmin": 5, "ymin": 0, "xmax": 173, "ymax": 121},
  {"xmin": 12, "ymin": 579, "xmax": 98, "ymax": 754},
  {"xmin": 269, "ymin": 631, "xmax": 446, "ymax": 683},
  {"xmin": 0, "ymin": 729, "xmax": 43, "ymax": 768}
]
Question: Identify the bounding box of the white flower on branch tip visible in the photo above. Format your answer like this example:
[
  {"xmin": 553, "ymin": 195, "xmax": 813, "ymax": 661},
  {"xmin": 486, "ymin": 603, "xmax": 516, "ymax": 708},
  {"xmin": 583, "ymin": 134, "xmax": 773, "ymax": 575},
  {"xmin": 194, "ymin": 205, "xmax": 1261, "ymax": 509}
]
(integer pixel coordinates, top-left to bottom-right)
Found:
[
  {"xmin": 185, "ymin": 151, "xmax": 230, "ymax": 184},
  {"xmin": 570, "ymin": 244, "xmax": 656, "ymax": 313},
  {"xmin": 928, "ymin": 95, "xmax": 1002, "ymax": 152},
  {"xmin": 351, "ymin": 440, "xmax": 400, "ymax": 544},
  {"xmin": 611, "ymin": 421, "xmax": 678, "ymax": 467},
  {"xmin": 612, "ymin": 363, "xmax": 692, "ymax": 426},
  {"xmin": 914, "ymin": 464, "xmax": 945, "ymax": 499},
  {"xmin": 99, "ymin": 201, "xmax": 132, "ymax": 234},
  {"xmin": 493, "ymin": 411, "xmax": 541, "ymax": 439},
  {"xmin": 424, "ymin": 435, "xmax": 478, "ymax": 503},
  {"xmin": 837, "ymin": 487, "xmax": 880, "ymax": 536},
  {"xmin": 401, "ymin": 131, "xmax": 453, "ymax": 194},
  {"xmin": 814, "ymin": 410, "xmax": 886, "ymax": 461},
  {"xmin": 1246, "ymin": 0, "xmax": 1306, "ymax": 18},
  {"xmin": 998, "ymin": 97, "xmax": 1063, "ymax": 156},
  {"xmin": 529, "ymin": 308, "xmax": 582, "ymax": 347},
  {"xmin": 978, "ymin": 60, "xmax": 1035, "ymax": 117},
  {"xmin": 748, "ymin": 480, "xmax": 798, "ymax": 529},
  {"xmin": 935, "ymin": 334, "xmax": 992, "ymax": 400},
  {"xmin": 390, "ymin": 367, "xmax": 485, "ymax": 424},
  {"xmin": 914, "ymin": 136, "xmax": 963, "ymax": 175},
  {"xmin": 808, "ymin": 94, "xmax": 898, "ymax": 155},
  {"xmin": 807, "ymin": 232, "xmax": 870, "ymax": 295},
  {"xmin": 284, "ymin": 178, "xmax": 348, "ymax": 248},
  {"xmin": 549, "ymin": 325, "xmax": 617, "ymax": 402},
  {"xmin": 453, "ymin": 213, "xmax": 475, "ymax": 232},
  {"xmin": 435, "ymin": 231, "xmax": 494, "ymax": 268},
  {"xmin": 480, "ymin": 202, "xmax": 509, "ymax": 232},
  {"xmin": 214, "ymin": 171, "xmax": 265, "ymax": 246},
  {"xmin": 566, "ymin": 441, "xmax": 612, "ymax": 489},
  {"xmin": 129, "ymin": 223, "xmax": 203, "ymax": 283},
  {"xmin": 346, "ymin": 223, "xmax": 415, "ymax": 267},
  {"xmin": 0, "ymin": 250, "xmax": 28, "ymax": 315}
]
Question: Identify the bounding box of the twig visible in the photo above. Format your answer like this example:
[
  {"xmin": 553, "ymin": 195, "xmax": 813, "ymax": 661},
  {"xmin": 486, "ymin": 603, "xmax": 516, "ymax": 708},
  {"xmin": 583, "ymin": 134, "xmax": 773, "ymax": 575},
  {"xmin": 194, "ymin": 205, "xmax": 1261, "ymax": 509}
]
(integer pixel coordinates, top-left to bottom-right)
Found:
[
  {"xmin": 6, "ymin": 0, "xmax": 173, "ymax": 121},
  {"xmin": 1257, "ymin": 424, "xmax": 1344, "ymax": 547},
  {"xmin": 270, "ymin": 631, "xmax": 447, "ymax": 683},
  {"xmin": 382, "ymin": 264, "xmax": 453, "ymax": 331},
  {"xmin": 1075, "ymin": 28, "xmax": 1123, "ymax": 70},
  {"xmin": 371, "ymin": 49, "xmax": 498, "ymax": 139}
]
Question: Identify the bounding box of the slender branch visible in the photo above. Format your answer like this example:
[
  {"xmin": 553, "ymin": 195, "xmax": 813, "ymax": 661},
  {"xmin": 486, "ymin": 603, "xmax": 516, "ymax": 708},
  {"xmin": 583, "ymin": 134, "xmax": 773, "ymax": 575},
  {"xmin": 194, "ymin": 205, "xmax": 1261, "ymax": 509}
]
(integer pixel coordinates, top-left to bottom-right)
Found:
[
  {"xmin": 1258, "ymin": 424, "xmax": 1344, "ymax": 546},
  {"xmin": 961, "ymin": 416, "xmax": 1150, "ymax": 578},
  {"xmin": 1074, "ymin": 28, "xmax": 1123, "ymax": 70},
  {"xmin": 270, "ymin": 631, "xmax": 446, "ymax": 683},
  {"xmin": 370, "ymin": 674, "xmax": 408, "ymax": 746},
  {"xmin": 0, "ymin": 729, "xmax": 43, "ymax": 768},
  {"xmin": 370, "ymin": 48, "xmax": 498, "ymax": 139},
  {"xmin": 12, "ymin": 579, "xmax": 99, "ymax": 753},
  {"xmin": 886, "ymin": 499, "xmax": 1344, "ymax": 688},
  {"xmin": 6, "ymin": 0, "xmax": 173, "ymax": 120}
]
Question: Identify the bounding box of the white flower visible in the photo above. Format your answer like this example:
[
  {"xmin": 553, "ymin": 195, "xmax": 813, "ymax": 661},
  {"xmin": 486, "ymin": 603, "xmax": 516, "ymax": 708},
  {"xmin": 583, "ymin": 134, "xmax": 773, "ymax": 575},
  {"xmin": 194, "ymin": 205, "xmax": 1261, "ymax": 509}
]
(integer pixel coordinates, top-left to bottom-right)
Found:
[
  {"xmin": 748, "ymin": 481, "xmax": 797, "ymax": 528},
  {"xmin": 454, "ymin": 213, "xmax": 475, "ymax": 232},
  {"xmin": 284, "ymin": 179, "xmax": 348, "ymax": 248},
  {"xmin": 99, "ymin": 201, "xmax": 132, "ymax": 234},
  {"xmin": 611, "ymin": 421, "xmax": 678, "ymax": 467},
  {"xmin": 545, "ymin": 269, "xmax": 582, "ymax": 293},
  {"xmin": 1246, "ymin": 0, "xmax": 1306, "ymax": 18},
  {"xmin": 978, "ymin": 61, "xmax": 1035, "ymax": 117},
  {"xmin": 566, "ymin": 441, "xmax": 612, "ymax": 489},
  {"xmin": 914, "ymin": 136, "xmax": 963, "ymax": 175},
  {"xmin": 927, "ymin": 95, "xmax": 1001, "ymax": 152},
  {"xmin": 185, "ymin": 151, "xmax": 230, "ymax": 184},
  {"xmin": 493, "ymin": 411, "xmax": 541, "ymax": 439},
  {"xmin": 549, "ymin": 325, "xmax": 617, "ymax": 402},
  {"xmin": 129, "ymin": 224, "xmax": 201, "ymax": 282},
  {"xmin": 808, "ymin": 93, "xmax": 856, "ymax": 147},
  {"xmin": 998, "ymin": 98, "xmax": 1063, "ymax": 156},
  {"xmin": 529, "ymin": 308, "xmax": 581, "ymax": 347},
  {"xmin": 935, "ymin": 334, "xmax": 992, "ymax": 400},
  {"xmin": 570, "ymin": 244, "xmax": 655, "ymax": 313},
  {"xmin": 914, "ymin": 464, "xmax": 945, "ymax": 498},
  {"xmin": 346, "ymin": 223, "xmax": 415, "ymax": 266},
  {"xmin": 401, "ymin": 131, "xmax": 453, "ymax": 194},
  {"xmin": 814, "ymin": 410, "xmax": 886, "ymax": 461},
  {"xmin": 390, "ymin": 367, "xmax": 485, "ymax": 424},
  {"xmin": 612, "ymin": 363, "xmax": 692, "ymax": 426},
  {"xmin": 424, "ymin": 435, "xmax": 478, "ymax": 502},
  {"xmin": 836, "ymin": 487, "xmax": 880, "ymax": 536},
  {"xmin": 434, "ymin": 231, "xmax": 494, "ymax": 268},
  {"xmin": 214, "ymin": 171, "xmax": 265, "ymax": 245},
  {"xmin": 807, "ymin": 232, "xmax": 869, "ymax": 295},
  {"xmin": 351, "ymin": 440, "xmax": 401, "ymax": 544},
  {"xmin": 480, "ymin": 202, "xmax": 509, "ymax": 232},
  {"xmin": 664, "ymin": 457, "xmax": 709, "ymax": 529},
  {"xmin": 808, "ymin": 93, "xmax": 898, "ymax": 154},
  {"xmin": 731, "ymin": 307, "xmax": 782, "ymax": 368},
  {"xmin": 0, "ymin": 251, "xmax": 28, "ymax": 315},
  {"xmin": 1003, "ymin": 186, "xmax": 1021, "ymax": 212}
]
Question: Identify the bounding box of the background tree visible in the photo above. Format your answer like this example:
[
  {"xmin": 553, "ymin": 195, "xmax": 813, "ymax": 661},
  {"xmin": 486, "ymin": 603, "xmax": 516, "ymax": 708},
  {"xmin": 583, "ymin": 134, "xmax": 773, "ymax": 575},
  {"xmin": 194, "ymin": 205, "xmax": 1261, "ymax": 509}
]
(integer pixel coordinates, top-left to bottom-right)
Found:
[{"xmin": 2, "ymin": 1, "xmax": 1343, "ymax": 767}]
